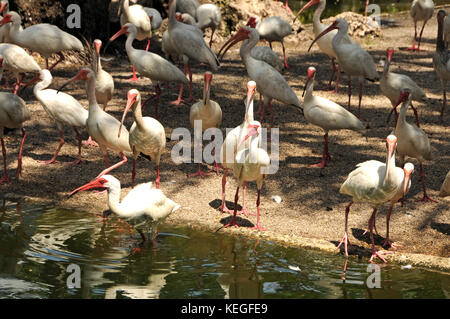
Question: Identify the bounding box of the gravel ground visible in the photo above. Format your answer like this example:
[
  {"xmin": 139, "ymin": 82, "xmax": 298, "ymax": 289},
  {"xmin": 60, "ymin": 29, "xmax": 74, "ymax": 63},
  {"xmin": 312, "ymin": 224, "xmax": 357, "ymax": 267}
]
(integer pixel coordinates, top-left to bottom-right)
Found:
[{"xmin": 0, "ymin": 5, "xmax": 449, "ymax": 269}]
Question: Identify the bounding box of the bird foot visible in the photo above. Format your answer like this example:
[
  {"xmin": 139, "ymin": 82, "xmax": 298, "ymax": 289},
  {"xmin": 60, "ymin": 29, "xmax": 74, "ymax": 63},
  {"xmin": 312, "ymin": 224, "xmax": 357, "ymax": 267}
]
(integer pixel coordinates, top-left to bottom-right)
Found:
[
  {"xmin": 189, "ymin": 169, "xmax": 211, "ymax": 178},
  {"xmin": 310, "ymin": 161, "xmax": 328, "ymax": 168},
  {"xmin": 127, "ymin": 76, "xmax": 140, "ymax": 82},
  {"xmin": 369, "ymin": 249, "xmax": 392, "ymax": 263},
  {"xmin": 236, "ymin": 208, "xmax": 256, "ymax": 217},
  {"xmin": 67, "ymin": 158, "xmax": 82, "ymax": 166},
  {"xmin": 415, "ymin": 195, "xmax": 437, "ymax": 203},
  {"xmin": 223, "ymin": 219, "xmax": 239, "ymax": 228},
  {"xmin": 82, "ymin": 138, "xmax": 98, "ymax": 148},
  {"xmin": 0, "ymin": 175, "xmax": 10, "ymax": 184},
  {"xmin": 382, "ymin": 239, "xmax": 401, "ymax": 250},
  {"xmin": 219, "ymin": 204, "xmax": 234, "ymax": 214},
  {"xmin": 335, "ymin": 232, "xmax": 353, "ymax": 256},
  {"xmin": 38, "ymin": 159, "xmax": 60, "ymax": 165},
  {"xmin": 208, "ymin": 162, "xmax": 225, "ymax": 175},
  {"xmin": 250, "ymin": 223, "xmax": 266, "ymax": 231},
  {"xmin": 170, "ymin": 98, "xmax": 185, "ymax": 106}
]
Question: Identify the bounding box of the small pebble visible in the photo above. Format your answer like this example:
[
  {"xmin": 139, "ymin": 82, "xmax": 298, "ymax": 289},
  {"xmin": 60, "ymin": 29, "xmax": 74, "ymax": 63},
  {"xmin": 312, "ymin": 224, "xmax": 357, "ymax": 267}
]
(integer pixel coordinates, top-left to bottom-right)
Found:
[
  {"xmin": 401, "ymin": 264, "xmax": 412, "ymax": 270},
  {"xmin": 288, "ymin": 265, "xmax": 301, "ymax": 272},
  {"xmin": 271, "ymin": 196, "xmax": 282, "ymax": 204}
]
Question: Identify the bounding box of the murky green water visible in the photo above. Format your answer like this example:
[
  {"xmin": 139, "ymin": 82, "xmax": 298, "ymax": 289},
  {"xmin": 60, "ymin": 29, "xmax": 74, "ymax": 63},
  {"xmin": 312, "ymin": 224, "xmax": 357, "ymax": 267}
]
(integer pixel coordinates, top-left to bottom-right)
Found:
[
  {"xmin": 0, "ymin": 199, "xmax": 448, "ymax": 299},
  {"xmin": 290, "ymin": 0, "xmax": 450, "ymax": 24}
]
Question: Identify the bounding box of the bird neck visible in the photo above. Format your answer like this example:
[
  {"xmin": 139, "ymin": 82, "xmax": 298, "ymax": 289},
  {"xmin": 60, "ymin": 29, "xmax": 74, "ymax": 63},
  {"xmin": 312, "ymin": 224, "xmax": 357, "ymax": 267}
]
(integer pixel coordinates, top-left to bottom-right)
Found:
[
  {"xmin": 202, "ymin": 83, "xmax": 211, "ymax": 109},
  {"xmin": 304, "ymin": 78, "xmax": 315, "ymax": 101},
  {"xmin": 332, "ymin": 25, "xmax": 347, "ymax": 49},
  {"xmin": 168, "ymin": 0, "xmax": 178, "ymax": 29},
  {"xmin": 397, "ymin": 98, "xmax": 411, "ymax": 127},
  {"xmin": 245, "ymin": 97, "xmax": 254, "ymax": 123},
  {"xmin": 125, "ymin": 31, "xmax": 136, "ymax": 57},
  {"xmin": 8, "ymin": 16, "xmax": 21, "ymax": 41},
  {"xmin": 92, "ymin": 52, "xmax": 102, "ymax": 74},
  {"xmin": 86, "ymin": 75, "xmax": 101, "ymax": 113},
  {"xmin": 33, "ymin": 76, "xmax": 51, "ymax": 94},
  {"xmin": 106, "ymin": 184, "xmax": 122, "ymax": 216},
  {"xmin": 382, "ymin": 60, "xmax": 391, "ymax": 76},
  {"xmin": 133, "ymin": 100, "xmax": 145, "ymax": 128},
  {"xmin": 122, "ymin": 0, "xmax": 131, "ymax": 19},
  {"xmin": 240, "ymin": 32, "xmax": 259, "ymax": 63},
  {"xmin": 313, "ymin": 0, "xmax": 326, "ymax": 30},
  {"xmin": 248, "ymin": 133, "xmax": 259, "ymax": 163}
]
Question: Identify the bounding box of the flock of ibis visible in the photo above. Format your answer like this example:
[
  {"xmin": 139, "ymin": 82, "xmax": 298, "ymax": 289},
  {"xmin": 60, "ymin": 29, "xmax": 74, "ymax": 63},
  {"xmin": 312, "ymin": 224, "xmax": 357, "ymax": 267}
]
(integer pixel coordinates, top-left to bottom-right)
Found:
[{"xmin": 0, "ymin": 0, "xmax": 448, "ymax": 262}]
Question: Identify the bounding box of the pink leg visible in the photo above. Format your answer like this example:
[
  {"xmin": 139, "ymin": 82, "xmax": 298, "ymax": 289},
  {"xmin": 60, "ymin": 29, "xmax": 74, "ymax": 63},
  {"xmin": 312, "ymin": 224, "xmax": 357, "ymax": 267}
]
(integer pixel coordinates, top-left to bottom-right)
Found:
[
  {"xmin": 145, "ymin": 39, "xmax": 150, "ymax": 52},
  {"xmin": 39, "ymin": 130, "xmax": 64, "ymax": 165},
  {"xmin": 368, "ymin": 208, "xmax": 392, "ymax": 263},
  {"xmin": 170, "ymin": 64, "xmax": 188, "ymax": 105},
  {"xmin": 250, "ymin": 189, "xmax": 266, "ymax": 231},
  {"xmin": 410, "ymin": 102, "xmax": 420, "ymax": 127},
  {"xmin": 186, "ymin": 63, "xmax": 193, "ymax": 103},
  {"xmin": 48, "ymin": 53, "xmax": 65, "ymax": 71},
  {"xmin": 128, "ymin": 66, "xmax": 139, "ymax": 82},
  {"xmin": 382, "ymin": 204, "xmax": 402, "ymax": 249},
  {"xmin": 207, "ymin": 135, "xmax": 224, "ymax": 175},
  {"xmin": 357, "ymin": 82, "xmax": 365, "ymax": 121},
  {"xmin": 209, "ymin": 28, "xmax": 215, "ymax": 47},
  {"xmin": 189, "ymin": 163, "xmax": 211, "ymax": 178},
  {"xmin": 405, "ymin": 22, "xmax": 418, "ymax": 51},
  {"xmin": 281, "ymin": 42, "xmax": 290, "ymax": 69},
  {"xmin": 131, "ymin": 158, "xmax": 136, "ymax": 188},
  {"xmin": 327, "ymin": 58, "xmax": 337, "ymax": 91},
  {"xmin": 365, "ymin": 0, "xmax": 369, "ymax": 16},
  {"xmin": 417, "ymin": 22, "xmax": 427, "ymax": 51},
  {"xmin": 220, "ymin": 168, "xmax": 234, "ymax": 214},
  {"xmin": 156, "ymin": 165, "xmax": 160, "ymax": 189},
  {"xmin": 82, "ymin": 136, "xmax": 98, "ymax": 148},
  {"xmin": 310, "ymin": 132, "xmax": 331, "ymax": 168},
  {"xmin": 440, "ymin": 84, "xmax": 446, "ymax": 124},
  {"xmin": 237, "ymin": 182, "xmax": 256, "ymax": 217},
  {"xmin": 16, "ymin": 128, "xmax": 27, "ymax": 178},
  {"xmin": 68, "ymin": 127, "xmax": 82, "ymax": 166},
  {"xmin": 223, "ymin": 186, "xmax": 240, "ymax": 228},
  {"xmin": 415, "ymin": 163, "xmax": 437, "ymax": 203},
  {"xmin": 335, "ymin": 201, "xmax": 354, "ymax": 257},
  {"xmin": 0, "ymin": 138, "xmax": 10, "ymax": 183},
  {"xmin": 96, "ymin": 152, "xmax": 127, "ymax": 178}
]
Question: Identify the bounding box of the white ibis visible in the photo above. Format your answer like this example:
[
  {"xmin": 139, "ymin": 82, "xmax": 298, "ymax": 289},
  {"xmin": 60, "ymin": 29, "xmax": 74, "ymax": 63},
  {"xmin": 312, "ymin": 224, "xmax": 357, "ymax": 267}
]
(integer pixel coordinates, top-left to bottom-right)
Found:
[
  {"xmin": 338, "ymin": 135, "xmax": 403, "ymax": 262},
  {"xmin": 70, "ymin": 175, "xmax": 180, "ymax": 242},
  {"xmin": 181, "ymin": 3, "xmax": 222, "ymax": 47},
  {"xmin": 109, "ymin": 23, "xmax": 188, "ymax": 115},
  {"xmin": 224, "ymin": 122, "xmax": 270, "ymax": 231},
  {"xmin": 176, "ymin": 0, "xmax": 199, "ymax": 18},
  {"xmin": 168, "ymin": 0, "xmax": 220, "ymax": 105},
  {"xmin": 381, "ymin": 47, "xmax": 427, "ymax": 127},
  {"xmin": 161, "ymin": 13, "xmax": 189, "ymax": 64},
  {"xmin": 219, "ymin": 26, "xmax": 303, "ymax": 126},
  {"xmin": 91, "ymin": 39, "xmax": 114, "ymax": 112},
  {"xmin": 381, "ymin": 162, "xmax": 414, "ymax": 249},
  {"xmin": 439, "ymin": 170, "xmax": 450, "ymax": 197},
  {"xmin": 33, "ymin": 69, "xmax": 88, "ymax": 166},
  {"xmin": 118, "ymin": 89, "xmax": 165, "ymax": 189},
  {"xmin": 405, "ymin": 0, "xmax": 434, "ymax": 52},
  {"xmin": 189, "ymin": 71, "xmax": 222, "ymax": 177},
  {"xmin": 246, "ymin": 16, "xmax": 294, "ymax": 69},
  {"xmin": 0, "ymin": 43, "xmax": 40, "ymax": 94},
  {"xmin": 395, "ymin": 89, "xmax": 436, "ymax": 203},
  {"xmin": 0, "ymin": 11, "xmax": 83, "ymax": 70},
  {"xmin": 0, "ymin": 92, "xmax": 29, "ymax": 183},
  {"xmin": 303, "ymin": 67, "xmax": 365, "ymax": 168},
  {"xmin": 58, "ymin": 68, "xmax": 132, "ymax": 178},
  {"xmin": 0, "ymin": 0, "xmax": 12, "ymax": 43},
  {"xmin": 219, "ymin": 81, "xmax": 260, "ymax": 218},
  {"xmin": 143, "ymin": 7, "xmax": 162, "ymax": 32},
  {"xmin": 433, "ymin": 10, "xmax": 450, "ymax": 124},
  {"xmin": 293, "ymin": 0, "xmax": 355, "ymax": 91},
  {"xmin": 309, "ymin": 18, "xmax": 379, "ymax": 120}
]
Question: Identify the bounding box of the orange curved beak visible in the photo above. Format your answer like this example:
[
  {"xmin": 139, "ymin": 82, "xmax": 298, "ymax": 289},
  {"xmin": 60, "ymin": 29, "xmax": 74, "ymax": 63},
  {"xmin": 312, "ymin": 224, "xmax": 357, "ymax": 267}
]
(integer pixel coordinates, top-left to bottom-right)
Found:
[
  {"xmin": 218, "ymin": 28, "xmax": 250, "ymax": 60},
  {"xmin": 119, "ymin": 93, "xmax": 138, "ymax": 138},
  {"xmin": 69, "ymin": 178, "xmax": 106, "ymax": 197},
  {"xmin": 293, "ymin": 0, "xmax": 320, "ymax": 23},
  {"xmin": 308, "ymin": 20, "xmax": 339, "ymax": 52},
  {"xmin": 57, "ymin": 70, "xmax": 87, "ymax": 93}
]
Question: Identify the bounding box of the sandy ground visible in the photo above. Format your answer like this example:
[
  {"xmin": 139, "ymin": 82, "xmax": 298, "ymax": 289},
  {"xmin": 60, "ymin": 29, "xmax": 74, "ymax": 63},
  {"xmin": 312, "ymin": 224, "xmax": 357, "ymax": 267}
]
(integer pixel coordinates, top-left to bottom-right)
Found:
[{"xmin": 1, "ymin": 4, "xmax": 449, "ymax": 269}]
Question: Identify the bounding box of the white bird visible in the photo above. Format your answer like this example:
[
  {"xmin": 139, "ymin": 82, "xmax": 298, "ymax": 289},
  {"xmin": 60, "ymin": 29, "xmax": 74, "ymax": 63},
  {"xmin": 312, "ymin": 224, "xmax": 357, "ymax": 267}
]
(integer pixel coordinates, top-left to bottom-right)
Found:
[
  {"xmin": 143, "ymin": 7, "xmax": 162, "ymax": 32},
  {"xmin": 406, "ymin": 0, "xmax": 434, "ymax": 52},
  {"xmin": 118, "ymin": 0, "xmax": 152, "ymax": 81},
  {"xmin": 439, "ymin": 170, "xmax": 450, "ymax": 197},
  {"xmin": 246, "ymin": 16, "xmax": 294, "ymax": 69},
  {"xmin": 0, "ymin": 42, "xmax": 40, "ymax": 94},
  {"xmin": 294, "ymin": 0, "xmax": 355, "ymax": 91},
  {"xmin": 0, "ymin": 11, "xmax": 84, "ymax": 70},
  {"xmin": 109, "ymin": 23, "xmax": 188, "ymax": 117},
  {"xmin": 219, "ymin": 26, "xmax": 303, "ymax": 127},
  {"xmin": 394, "ymin": 89, "xmax": 436, "ymax": 203},
  {"xmin": 176, "ymin": 0, "xmax": 199, "ymax": 18},
  {"xmin": 181, "ymin": 3, "xmax": 221, "ymax": 47},
  {"xmin": 0, "ymin": 0, "xmax": 13, "ymax": 43},
  {"xmin": 380, "ymin": 47, "xmax": 427, "ymax": 127},
  {"xmin": 58, "ymin": 68, "xmax": 132, "ymax": 178},
  {"xmin": 0, "ymin": 92, "xmax": 30, "ymax": 183},
  {"xmin": 161, "ymin": 13, "xmax": 188, "ymax": 64},
  {"xmin": 118, "ymin": 89, "xmax": 165, "ymax": 189},
  {"xmin": 338, "ymin": 135, "xmax": 403, "ymax": 263},
  {"xmin": 380, "ymin": 162, "xmax": 414, "ymax": 249},
  {"xmin": 219, "ymin": 81, "xmax": 257, "ymax": 216},
  {"xmin": 33, "ymin": 69, "xmax": 88, "ymax": 166},
  {"xmin": 167, "ymin": 0, "xmax": 220, "ymax": 104},
  {"xmin": 224, "ymin": 122, "xmax": 270, "ymax": 231},
  {"xmin": 70, "ymin": 175, "xmax": 180, "ymax": 242},
  {"xmin": 309, "ymin": 18, "xmax": 379, "ymax": 120},
  {"xmin": 189, "ymin": 71, "xmax": 222, "ymax": 177},
  {"xmin": 91, "ymin": 39, "xmax": 114, "ymax": 112},
  {"xmin": 303, "ymin": 66, "xmax": 365, "ymax": 168},
  {"xmin": 433, "ymin": 10, "xmax": 450, "ymax": 124}
]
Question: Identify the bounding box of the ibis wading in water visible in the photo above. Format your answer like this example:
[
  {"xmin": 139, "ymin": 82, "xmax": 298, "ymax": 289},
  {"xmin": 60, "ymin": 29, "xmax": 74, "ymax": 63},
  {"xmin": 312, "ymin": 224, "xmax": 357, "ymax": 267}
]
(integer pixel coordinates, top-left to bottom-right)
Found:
[
  {"xmin": 0, "ymin": 92, "xmax": 29, "ymax": 183},
  {"xmin": 309, "ymin": 18, "xmax": 379, "ymax": 120},
  {"xmin": 70, "ymin": 175, "xmax": 180, "ymax": 242},
  {"xmin": 338, "ymin": 135, "xmax": 404, "ymax": 263},
  {"xmin": 303, "ymin": 67, "xmax": 365, "ymax": 168},
  {"xmin": 58, "ymin": 68, "xmax": 132, "ymax": 179},
  {"xmin": 118, "ymin": 89, "xmax": 165, "ymax": 189},
  {"xmin": 0, "ymin": 11, "xmax": 83, "ymax": 70}
]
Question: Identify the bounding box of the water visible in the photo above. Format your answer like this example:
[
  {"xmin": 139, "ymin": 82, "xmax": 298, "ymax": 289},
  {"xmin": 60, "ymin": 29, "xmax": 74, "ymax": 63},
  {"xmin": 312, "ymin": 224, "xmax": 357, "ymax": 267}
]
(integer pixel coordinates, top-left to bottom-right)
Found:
[
  {"xmin": 0, "ymin": 199, "xmax": 448, "ymax": 299},
  {"xmin": 290, "ymin": 0, "xmax": 450, "ymax": 24}
]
